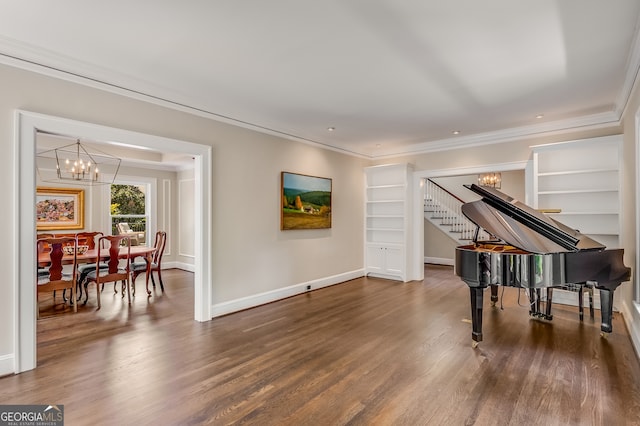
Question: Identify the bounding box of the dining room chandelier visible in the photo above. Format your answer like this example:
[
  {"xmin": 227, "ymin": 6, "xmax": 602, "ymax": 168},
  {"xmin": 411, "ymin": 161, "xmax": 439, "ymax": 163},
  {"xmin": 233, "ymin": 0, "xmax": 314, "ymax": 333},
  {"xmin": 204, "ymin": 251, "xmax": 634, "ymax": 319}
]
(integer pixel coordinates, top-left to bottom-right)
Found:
[
  {"xmin": 37, "ymin": 139, "xmax": 122, "ymax": 186},
  {"xmin": 478, "ymin": 172, "xmax": 501, "ymax": 188}
]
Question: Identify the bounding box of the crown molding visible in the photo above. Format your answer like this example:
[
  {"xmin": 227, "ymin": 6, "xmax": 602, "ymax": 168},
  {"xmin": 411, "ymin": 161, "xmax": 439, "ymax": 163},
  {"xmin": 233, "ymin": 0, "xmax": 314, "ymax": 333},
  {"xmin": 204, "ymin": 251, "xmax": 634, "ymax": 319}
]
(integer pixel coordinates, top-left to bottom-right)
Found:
[
  {"xmin": 616, "ymin": 14, "xmax": 640, "ymax": 119},
  {"xmin": 372, "ymin": 110, "xmax": 622, "ymax": 159},
  {"xmin": 0, "ymin": 37, "xmax": 370, "ymax": 159},
  {"xmin": 0, "ymin": 35, "xmax": 634, "ymax": 162}
]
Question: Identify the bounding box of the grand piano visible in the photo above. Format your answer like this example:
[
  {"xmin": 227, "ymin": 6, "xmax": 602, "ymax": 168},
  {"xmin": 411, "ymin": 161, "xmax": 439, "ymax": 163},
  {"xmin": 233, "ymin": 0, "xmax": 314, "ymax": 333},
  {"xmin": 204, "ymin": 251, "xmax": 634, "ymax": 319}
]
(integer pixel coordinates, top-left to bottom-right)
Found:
[{"xmin": 455, "ymin": 184, "xmax": 631, "ymax": 346}]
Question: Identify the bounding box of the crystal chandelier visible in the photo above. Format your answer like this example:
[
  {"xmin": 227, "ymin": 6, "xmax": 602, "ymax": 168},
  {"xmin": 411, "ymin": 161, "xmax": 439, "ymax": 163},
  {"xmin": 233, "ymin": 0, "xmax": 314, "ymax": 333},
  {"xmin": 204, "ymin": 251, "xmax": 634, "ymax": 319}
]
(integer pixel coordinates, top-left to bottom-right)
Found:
[{"xmin": 478, "ymin": 172, "xmax": 501, "ymax": 188}]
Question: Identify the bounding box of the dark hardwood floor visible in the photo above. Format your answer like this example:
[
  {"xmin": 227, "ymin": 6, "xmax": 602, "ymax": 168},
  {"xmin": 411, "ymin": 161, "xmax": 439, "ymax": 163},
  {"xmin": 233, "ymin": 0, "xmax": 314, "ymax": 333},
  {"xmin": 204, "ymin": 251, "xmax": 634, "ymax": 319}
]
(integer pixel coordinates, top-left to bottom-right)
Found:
[{"xmin": 2, "ymin": 265, "xmax": 640, "ymax": 425}]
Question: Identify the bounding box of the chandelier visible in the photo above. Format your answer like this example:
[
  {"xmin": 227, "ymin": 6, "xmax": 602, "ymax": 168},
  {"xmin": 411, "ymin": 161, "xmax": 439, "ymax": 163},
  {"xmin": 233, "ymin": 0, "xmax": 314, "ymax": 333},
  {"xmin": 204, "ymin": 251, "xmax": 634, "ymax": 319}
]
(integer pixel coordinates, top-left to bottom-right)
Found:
[
  {"xmin": 37, "ymin": 139, "xmax": 121, "ymax": 186},
  {"xmin": 478, "ymin": 172, "xmax": 501, "ymax": 188}
]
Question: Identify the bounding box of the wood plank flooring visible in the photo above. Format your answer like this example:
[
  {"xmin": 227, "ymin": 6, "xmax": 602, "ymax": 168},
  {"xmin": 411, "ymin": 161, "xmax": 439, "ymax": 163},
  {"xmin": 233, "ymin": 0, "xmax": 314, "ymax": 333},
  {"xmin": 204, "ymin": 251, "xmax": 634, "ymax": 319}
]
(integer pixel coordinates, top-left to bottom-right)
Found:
[{"xmin": 2, "ymin": 265, "xmax": 640, "ymax": 425}]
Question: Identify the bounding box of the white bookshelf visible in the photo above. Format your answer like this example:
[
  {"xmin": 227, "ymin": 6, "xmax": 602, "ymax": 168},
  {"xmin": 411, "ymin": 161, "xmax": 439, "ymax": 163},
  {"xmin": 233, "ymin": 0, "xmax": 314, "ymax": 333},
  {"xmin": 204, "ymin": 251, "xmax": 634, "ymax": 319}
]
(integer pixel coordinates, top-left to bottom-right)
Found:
[
  {"xmin": 531, "ymin": 135, "xmax": 623, "ymax": 308},
  {"xmin": 531, "ymin": 135, "xmax": 622, "ymax": 249},
  {"xmin": 364, "ymin": 163, "xmax": 413, "ymax": 281}
]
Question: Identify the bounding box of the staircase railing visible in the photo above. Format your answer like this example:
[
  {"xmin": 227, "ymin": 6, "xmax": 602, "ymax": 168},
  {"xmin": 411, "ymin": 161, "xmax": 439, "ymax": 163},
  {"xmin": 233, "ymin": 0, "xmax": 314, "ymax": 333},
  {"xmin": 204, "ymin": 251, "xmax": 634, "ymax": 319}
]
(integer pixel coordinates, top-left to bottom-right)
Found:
[{"xmin": 424, "ymin": 179, "xmax": 488, "ymax": 242}]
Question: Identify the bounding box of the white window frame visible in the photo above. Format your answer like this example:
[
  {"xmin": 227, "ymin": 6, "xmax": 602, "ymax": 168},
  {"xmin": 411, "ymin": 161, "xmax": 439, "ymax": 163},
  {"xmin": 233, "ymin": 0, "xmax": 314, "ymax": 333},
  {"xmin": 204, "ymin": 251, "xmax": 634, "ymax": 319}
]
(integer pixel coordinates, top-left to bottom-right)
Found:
[{"xmin": 104, "ymin": 175, "xmax": 157, "ymax": 246}]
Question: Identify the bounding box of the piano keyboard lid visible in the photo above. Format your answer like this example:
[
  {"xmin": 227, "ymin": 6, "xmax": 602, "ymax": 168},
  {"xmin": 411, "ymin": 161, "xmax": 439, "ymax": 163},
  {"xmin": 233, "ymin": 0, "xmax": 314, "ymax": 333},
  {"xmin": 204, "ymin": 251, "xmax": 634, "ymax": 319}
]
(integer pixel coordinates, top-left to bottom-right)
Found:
[{"xmin": 460, "ymin": 184, "xmax": 606, "ymax": 254}]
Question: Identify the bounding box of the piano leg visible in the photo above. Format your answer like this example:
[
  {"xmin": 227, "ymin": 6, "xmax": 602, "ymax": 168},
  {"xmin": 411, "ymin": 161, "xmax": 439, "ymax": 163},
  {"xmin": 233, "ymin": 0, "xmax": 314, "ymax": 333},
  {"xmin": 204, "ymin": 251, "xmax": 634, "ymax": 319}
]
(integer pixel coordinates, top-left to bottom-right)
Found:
[
  {"xmin": 578, "ymin": 285, "xmax": 585, "ymax": 321},
  {"xmin": 587, "ymin": 282, "xmax": 595, "ymax": 318},
  {"xmin": 528, "ymin": 288, "xmax": 552, "ymax": 320},
  {"xmin": 544, "ymin": 288, "xmax": 553, "ymax": 321},
  {"xmin": 490, "ymin": 284, "xmax": 498, "ymax": 306},
  {"xmin": 529, "ymin": 288, "xmax": 540, "ymax": 317},
  {"xmin": 599, "ymin": 288, "xmax": 613, "ymax": 335},
  {"xmin": 470, "ymin": 287, "xmax": 484, "ymax": 346}
]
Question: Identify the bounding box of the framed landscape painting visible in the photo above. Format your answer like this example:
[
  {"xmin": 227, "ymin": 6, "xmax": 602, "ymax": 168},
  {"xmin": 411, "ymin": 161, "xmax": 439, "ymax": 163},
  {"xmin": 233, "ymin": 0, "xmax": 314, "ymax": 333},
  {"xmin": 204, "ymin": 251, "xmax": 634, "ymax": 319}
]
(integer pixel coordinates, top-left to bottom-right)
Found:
[
  {"xmin": 36, "ymin": 187, "xmax": 85, "ymax": 230},
  {"xmin": 281, "ymin": 172, "xmax": 332, "ymax": 230}
]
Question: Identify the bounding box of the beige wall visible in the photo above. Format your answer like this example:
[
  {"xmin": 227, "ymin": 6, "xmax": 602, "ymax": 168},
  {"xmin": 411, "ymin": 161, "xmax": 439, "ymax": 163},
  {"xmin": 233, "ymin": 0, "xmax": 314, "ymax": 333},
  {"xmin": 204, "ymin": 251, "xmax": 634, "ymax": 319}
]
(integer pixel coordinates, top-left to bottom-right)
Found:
[
  {"xmin": 3, "ymin": 55, "xmax": 639, "ymax": 369},
  {"xmin": 620, "ymin": 74, "xmax": 639, "ymax": 345},
  {"xmin": 425, "ymin": 170, "xmax": 525, "ymax": 261},
  {"xmin": 424, "ymin": 220, "xmax": 457, "ymax": 262},
  {"xmin": 0, "ymin": 63, "xmax": 369, "ymax": 367},
  {"xmin": 177, "ymin": 168, "xmax": 195, "ymax": 269}
]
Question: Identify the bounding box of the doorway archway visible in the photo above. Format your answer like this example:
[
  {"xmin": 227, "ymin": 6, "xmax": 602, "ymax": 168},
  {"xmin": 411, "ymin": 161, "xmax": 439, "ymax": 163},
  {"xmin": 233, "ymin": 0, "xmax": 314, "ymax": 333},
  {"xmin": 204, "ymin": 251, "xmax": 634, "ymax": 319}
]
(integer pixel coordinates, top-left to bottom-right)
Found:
[
  {"xmin": 15, "ymin": 110, "xmax": 212, "ymax": 372},
  {"xmin": 410, "ymin": 161, "xmax": 528, "ymax": 281}
]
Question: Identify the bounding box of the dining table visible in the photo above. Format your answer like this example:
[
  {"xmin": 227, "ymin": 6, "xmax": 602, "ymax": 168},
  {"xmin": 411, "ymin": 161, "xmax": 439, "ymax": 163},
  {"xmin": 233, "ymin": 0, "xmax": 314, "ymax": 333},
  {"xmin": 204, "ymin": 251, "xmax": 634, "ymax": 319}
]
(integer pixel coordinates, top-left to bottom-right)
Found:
[{"xmin": 38, "ymin": 245, "xmax": 157, "ymax": 296}]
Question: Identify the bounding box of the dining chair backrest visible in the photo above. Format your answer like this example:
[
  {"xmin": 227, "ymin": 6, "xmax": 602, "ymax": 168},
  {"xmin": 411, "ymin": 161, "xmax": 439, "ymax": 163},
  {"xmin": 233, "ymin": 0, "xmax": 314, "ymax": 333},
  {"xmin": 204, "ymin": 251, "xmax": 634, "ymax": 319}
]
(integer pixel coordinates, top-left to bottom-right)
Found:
[
  {"xmin": 36, "ymin": 236, "xmax": 78, "ymax": 316},
  {"xmin": 36, "ymin": 233, "xmax": 55, "ymax": 253},
  {"xmin": 76, "ymin": 231, "xmax": 104, "ymax": 250},
  {"xmin": 37, "ymin": 237, "xmax": 77, "ymax": 281},
  {"xmin": 85, "ymin": 235, "xmax": 133, "ymax": 308},
  {"xmin": 97, "ymin": 235, "xmax": 131, "ymax": 275},
  {"xmin": 52, "ymin": 233, "xmax": 80, "ymax": 248},
  {"xmin": 152, "ymin": 231, "xmax": 167, "ymax": 266}
]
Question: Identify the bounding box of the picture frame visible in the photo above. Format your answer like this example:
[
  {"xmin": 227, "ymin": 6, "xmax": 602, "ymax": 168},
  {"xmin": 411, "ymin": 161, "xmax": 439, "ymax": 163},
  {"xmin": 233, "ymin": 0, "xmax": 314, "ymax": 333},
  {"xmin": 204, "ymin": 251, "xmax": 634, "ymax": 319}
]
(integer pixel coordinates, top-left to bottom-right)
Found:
[
  {"xmin": 36, "ymin": 187, "xmax": 85, "ymax": 230},
  {"xmin": 281, "ymin": 172, "xmax": 332, "ymax": 230}
]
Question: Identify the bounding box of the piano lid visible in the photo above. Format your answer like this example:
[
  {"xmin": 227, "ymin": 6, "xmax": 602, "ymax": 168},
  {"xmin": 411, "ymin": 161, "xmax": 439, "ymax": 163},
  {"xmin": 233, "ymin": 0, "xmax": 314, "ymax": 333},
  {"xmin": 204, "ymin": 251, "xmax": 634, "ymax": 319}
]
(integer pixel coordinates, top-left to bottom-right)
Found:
[{"xmin": 461, "ymin": 184, "xmax": 605, "ymax": 254}]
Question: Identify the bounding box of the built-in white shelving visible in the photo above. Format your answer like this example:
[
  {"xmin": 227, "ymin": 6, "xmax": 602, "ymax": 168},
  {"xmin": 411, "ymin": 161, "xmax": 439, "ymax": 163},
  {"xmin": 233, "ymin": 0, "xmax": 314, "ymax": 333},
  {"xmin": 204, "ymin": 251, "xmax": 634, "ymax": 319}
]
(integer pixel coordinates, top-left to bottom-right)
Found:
[
  {"xmin": 531, "ymin": 135, "xmax": 623, "ymax": 308},
  {"xmin": 364, "ymin": 163, "xmax": 413, "ymax": 282},
  {"xmin": 531, "ymin": 135, "xmax": 622, "ymax": 250}
]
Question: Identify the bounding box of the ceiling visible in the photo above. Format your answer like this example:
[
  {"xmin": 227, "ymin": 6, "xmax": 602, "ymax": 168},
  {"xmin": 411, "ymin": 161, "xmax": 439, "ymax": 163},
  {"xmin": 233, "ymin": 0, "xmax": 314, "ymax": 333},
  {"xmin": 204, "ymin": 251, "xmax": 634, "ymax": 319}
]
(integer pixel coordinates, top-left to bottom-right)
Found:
[{"xmin": 1, "ymin": 1, "xmax": 640, "ymax": 159}]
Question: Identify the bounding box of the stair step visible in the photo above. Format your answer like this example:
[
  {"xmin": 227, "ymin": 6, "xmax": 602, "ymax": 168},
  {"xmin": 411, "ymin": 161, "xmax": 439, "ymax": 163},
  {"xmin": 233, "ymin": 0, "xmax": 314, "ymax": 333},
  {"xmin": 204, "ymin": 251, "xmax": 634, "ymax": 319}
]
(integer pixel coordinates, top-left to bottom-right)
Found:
[{"xmin": 424, "ymin": 191, "xmax": 483, "ymax": 244}]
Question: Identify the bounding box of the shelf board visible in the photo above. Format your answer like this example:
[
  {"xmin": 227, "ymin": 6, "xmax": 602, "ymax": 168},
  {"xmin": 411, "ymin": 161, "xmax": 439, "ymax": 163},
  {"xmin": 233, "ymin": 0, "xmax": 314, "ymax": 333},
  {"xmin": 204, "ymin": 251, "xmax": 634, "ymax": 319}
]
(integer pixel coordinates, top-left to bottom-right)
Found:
[
  {"xmin": 367, "ymin": 184, "xmax": 405, "ymax": 189},
  {"xmin": 538, "ymin": 188, "xmax": 618, "ymax": 195},
  {"xmin": 367, "ymin": 214, "xmax": 404, "ymax": 218},
  {"xmin": 366, "ymin": 228, "xmax": 404, "ymax": 232},
  {"xmin": 366, "ymin": 241, "xmax": 403, "ymax": 247},
  {"xmin": 545, "ymin": 211, "xmax": 618, "ymax": 216},
  {"xmin": 537, "ymin": 168, "xmax": 618, "ymax": 177},
  {"xmin": 366, "ymin": 199, "xmax": 404, "ymax": 204}
]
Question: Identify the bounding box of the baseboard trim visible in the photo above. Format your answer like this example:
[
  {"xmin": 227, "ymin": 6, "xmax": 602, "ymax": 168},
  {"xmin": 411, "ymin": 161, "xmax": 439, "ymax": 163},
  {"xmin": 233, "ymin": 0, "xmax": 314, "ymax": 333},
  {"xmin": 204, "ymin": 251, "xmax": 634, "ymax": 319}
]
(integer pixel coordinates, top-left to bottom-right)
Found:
[
  {"xmin": 211, "ymin": 269, "xmax": 365, "ymax": 318},
  {"xmin": 0, "ymin": 353, "xmax": 14, "ymax": 377},
  {"xmin": 549, "ymin": 288, "xmax": 603, "ymax": 310},
  {"xmin": 164, "ymin": 261, "xmax": 195, "ymax": 272},
  {"xmin": 425, "ymin": 257, "xmax": 454, "ymax": 266}
]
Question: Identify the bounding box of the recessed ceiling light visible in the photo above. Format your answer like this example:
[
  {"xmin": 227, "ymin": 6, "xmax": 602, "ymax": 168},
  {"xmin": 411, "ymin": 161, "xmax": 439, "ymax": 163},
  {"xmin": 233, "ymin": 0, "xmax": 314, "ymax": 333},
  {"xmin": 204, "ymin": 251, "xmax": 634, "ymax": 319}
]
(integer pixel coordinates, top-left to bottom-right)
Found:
[
  {"xmin": 375, "ymin": 144, "xmax": 382, "ymax": 148},
  {"xmin": 452, "ymin": 130, "xmax": 461, "ymax": 135},
  {"xmin": 535, "ymin": 114, "xmax": 544, "ymax": 119},
  {"xmin": 327, "ymin": 127, "xmax": 335, "ymax": 131}
]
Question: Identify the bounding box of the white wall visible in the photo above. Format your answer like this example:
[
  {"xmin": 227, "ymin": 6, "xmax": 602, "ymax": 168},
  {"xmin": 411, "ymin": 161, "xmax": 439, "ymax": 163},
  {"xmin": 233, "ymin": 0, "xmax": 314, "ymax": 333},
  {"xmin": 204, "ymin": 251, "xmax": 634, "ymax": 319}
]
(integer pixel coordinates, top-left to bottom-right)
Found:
[
  {"xmin": 620, "ymin": 70, "xmax": 640, "ymax": 355},
  {"xmin": 177, "ymin": 168, "xmax": 195, "ymax": 271}
]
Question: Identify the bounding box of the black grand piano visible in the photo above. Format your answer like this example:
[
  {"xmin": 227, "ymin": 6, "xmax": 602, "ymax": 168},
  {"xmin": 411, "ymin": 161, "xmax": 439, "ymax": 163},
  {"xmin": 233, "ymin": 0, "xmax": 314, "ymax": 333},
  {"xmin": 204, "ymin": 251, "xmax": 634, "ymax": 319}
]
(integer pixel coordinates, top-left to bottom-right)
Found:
[{"xmin": 455, "ymin": 184, "xmax": 631, "ymax": 346}]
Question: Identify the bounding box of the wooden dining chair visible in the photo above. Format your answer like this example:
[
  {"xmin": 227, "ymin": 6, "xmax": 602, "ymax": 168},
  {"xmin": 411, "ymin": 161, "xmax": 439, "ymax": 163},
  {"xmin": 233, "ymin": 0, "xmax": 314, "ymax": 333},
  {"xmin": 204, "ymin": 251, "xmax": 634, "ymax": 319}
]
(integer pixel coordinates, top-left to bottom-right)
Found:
[
  {"xmin": 76, "ymin": 231, "xmax": 103, "ymax": 250},
  {"xmin": 36, "ymin": 233, "xmax": 55, "ymax": 274},
  {"xmin": 36, "ymin": 236, "xmax": 77, "ymax": 318},
  {"xmin": 75, "ymin": 231, "xmax": 105, "ymax": 299},
  {"xmin": 131, "ymin": 231, "xmax": 167, "ymax": 292},
  {"xmin": 84, "ymin": 235, "xmax": 132, "ymax": 308}
]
